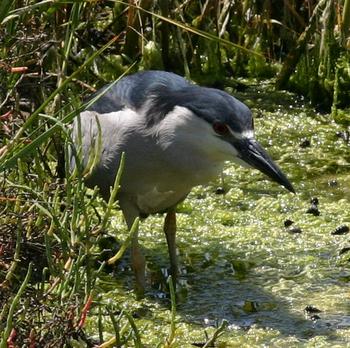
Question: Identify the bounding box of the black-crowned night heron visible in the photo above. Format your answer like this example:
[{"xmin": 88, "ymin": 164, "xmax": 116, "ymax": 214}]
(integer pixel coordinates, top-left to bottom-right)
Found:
[{"xmin": 72, "ymin": 70, "xmax": 294, "ymax": 296}]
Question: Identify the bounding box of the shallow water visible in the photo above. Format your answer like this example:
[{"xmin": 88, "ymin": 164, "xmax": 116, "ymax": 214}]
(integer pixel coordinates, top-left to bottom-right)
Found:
[{"xmin": 89, "ymin": 81, "xmax": 350, "ymax": 347}]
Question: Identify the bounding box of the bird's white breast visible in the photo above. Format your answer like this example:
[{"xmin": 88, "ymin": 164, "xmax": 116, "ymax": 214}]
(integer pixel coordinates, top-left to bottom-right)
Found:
[{"xmin": 136, "ymin": 187, "xmax": 178, "ymax": 214}]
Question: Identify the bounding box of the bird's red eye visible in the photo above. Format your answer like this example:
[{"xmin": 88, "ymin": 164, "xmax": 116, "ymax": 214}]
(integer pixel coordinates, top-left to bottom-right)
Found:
[{"xmin": 213, "ymin": 122, "xmax": 229, "ymax": 136}]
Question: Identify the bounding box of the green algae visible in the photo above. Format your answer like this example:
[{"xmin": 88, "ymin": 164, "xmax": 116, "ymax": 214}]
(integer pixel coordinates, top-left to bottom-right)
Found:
[{"xmin": 88, "ymin": 81, "xmax": 350, "ymax": 347}]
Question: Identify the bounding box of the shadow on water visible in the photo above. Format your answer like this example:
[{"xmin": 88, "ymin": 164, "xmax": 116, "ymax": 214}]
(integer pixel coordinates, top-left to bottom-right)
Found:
[
  {"xmin": 156, "ymin": 248, "xmax": 342, "ymax": 339},
  {"xmin": 101, "ymin": 196, "xmax": 350, "ymax": 344},
  {"xmin": 106, "ymin": 233, "xmax": 349, "ymax": 345}
]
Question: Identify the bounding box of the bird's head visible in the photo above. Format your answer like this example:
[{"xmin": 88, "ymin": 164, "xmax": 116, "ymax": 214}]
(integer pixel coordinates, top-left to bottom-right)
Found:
[{"xmin": 154, "ymin": 85, "xmax": 295, "ymax": 193}]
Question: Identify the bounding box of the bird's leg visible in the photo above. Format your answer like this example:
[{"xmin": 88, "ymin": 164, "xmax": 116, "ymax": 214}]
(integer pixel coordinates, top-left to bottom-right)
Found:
[
  {"xmin": 131, "ymin": 228, "xmax": 146, "ymax": 298},
  {"xmin": 164, "ymin": 210, "xmax": 178, "ymax": 281}
]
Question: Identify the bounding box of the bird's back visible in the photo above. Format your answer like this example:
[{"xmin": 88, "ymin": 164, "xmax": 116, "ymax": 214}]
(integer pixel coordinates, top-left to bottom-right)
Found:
[{"xmin": 86, "ymin": 70, "xmax": 190, "ymax": 114}]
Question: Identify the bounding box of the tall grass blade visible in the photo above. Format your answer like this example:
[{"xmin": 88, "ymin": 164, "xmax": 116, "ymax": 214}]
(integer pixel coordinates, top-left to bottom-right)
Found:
[
  {"xmin": 343, "ymin": 0, "xmax": 350, "ymax": 40},
  {"xmin": 120, "ymin": 1, "xmax": 263, "ymax": 57},
  {"xmin": 3, "ymin": 0, "xmax": 53, "ymax": 23},
  {"xmin": 165, "ymin": 275, "xmax": 177, "ymax": 347},
  {"xmin": 101, "ymin": 152, "xmax": 125, "ymax": 231},
  {"xmin": 0, "ymin": 263, "xmax": 33, "ymax": 348},
  {"xmin": 0, "ymin": 0, "xmax": 15, "ymax": 23},
  {"xmin": 0, "ymin": 34, "xmax": 121, "ymax": 169},
  {"xmin": 0, "ymin": 58, "xmax": 136, "ymax": 172},
  {"xmin": 124, "ymin": 310, "xmax": 142, "ymax": 347},
  {"xmin": 202, "ymin": 320, "xmax": 228, "ymax": 348},
  {"xmin": 107, "ymin": 217, "xmax": 139, "ymax": 265}
]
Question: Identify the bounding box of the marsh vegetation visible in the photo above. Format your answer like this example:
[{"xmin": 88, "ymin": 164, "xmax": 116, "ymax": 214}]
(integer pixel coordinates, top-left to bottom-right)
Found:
[{"xmin": 1, "ymin": 1, "xmax": 350, "ymax": 346}]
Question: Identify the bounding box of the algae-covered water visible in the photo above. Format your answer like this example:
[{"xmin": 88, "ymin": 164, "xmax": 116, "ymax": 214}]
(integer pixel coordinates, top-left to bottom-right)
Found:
[{"xmin": 88, "ymin": 81, "xmax": 350, "ymax": 347}]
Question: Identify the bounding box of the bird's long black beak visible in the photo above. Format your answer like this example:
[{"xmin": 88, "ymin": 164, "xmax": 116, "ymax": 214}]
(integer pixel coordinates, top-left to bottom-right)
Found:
[{"xmin": 235, "ymin": 138, "xmax": 295, "ymax": 193}]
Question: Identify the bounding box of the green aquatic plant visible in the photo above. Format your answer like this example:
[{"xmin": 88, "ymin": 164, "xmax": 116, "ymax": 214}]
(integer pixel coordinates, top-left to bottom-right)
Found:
[{"xmin": 1, "ymin": 0, "xmax": 350, "ymax": 346}]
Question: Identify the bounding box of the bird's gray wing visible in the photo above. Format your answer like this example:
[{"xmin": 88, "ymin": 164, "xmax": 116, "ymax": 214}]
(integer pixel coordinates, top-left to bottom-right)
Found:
[
  {"xmin": 71, "ymin": 71, "xmax": 190, "ymax": 189},
  {"xmin": 85, "ymin": 70, "xmax": 190, "ymax": 114}
]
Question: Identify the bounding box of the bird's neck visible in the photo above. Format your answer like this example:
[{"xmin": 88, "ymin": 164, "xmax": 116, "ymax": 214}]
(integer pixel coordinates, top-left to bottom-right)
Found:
[{"xmin": 145, "ymin": 106, "xmax": 227, "ymax": 185}]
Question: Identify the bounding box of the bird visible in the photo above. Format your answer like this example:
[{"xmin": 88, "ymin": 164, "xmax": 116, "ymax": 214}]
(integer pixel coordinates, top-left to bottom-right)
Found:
[{"xmin": 71, "ymin": 70, "xmax": 294, "ymax": 296}]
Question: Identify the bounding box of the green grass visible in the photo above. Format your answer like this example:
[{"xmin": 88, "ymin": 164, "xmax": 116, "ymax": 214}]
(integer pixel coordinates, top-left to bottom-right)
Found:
[{"xmin": 1, "ymin": 1, "xmax": 350, "ymax": 346}]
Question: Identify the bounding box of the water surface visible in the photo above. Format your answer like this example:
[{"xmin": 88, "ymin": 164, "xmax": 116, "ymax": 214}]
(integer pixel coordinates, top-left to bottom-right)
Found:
[{"xmin": 89, "ymin": 81, "xmax": 350, "ymax": 347}]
